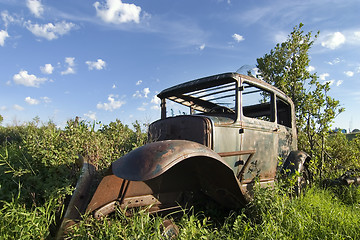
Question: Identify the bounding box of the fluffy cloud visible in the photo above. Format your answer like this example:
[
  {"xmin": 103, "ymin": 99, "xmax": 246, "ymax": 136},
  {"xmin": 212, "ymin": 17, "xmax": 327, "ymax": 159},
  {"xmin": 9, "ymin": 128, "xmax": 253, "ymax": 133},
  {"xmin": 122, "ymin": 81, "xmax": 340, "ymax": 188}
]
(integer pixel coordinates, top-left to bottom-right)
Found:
[
  {"xmin": 41, "ymin": 96, "xmax": 51, "ymax": 103},
  {"xmin": 97, "ymin": 94, "xmax": 125, "ymax": 111},
  {"xmin": 94, "ymin": 0, "xmax": 142, "ymax": 24},
  {"xmin": 13, "ymin": 70, "xmax": 47, "ymax": 87},
  {"xmin": 232, "ymin": 33, "xmax": 244, "ymax": 42},
  {"xmin": 319, "ymin": 73, "xmax": 330, "ymax": 81},
  {"xmin": 344, "ymin": 71, "xmax": 354, "ymax": 77},
  {"xmin": 86, "ymin": 59, "xmax": 106, "ymax": 70},
  {"xmin": 133, "ymin": 88, "xmax": 150, "ymax": 98},
  {"xmin": 151, "ymin": 95, "xmax": 160, "ymax": 105},
  {"xmin": 26, "ymin": 21, "xmax": 76, "ymax": 40},
  {"xmin": 336, "ymin": 80, "xmax": 343, "ymax": 87},
  {"xmin": 0, "ymin": 30, "xmax": 9, "ymax": 46},
  {"xmin": 1, "ymin": 11, "xmax": 23, "ymax": 28},
  {"xmin": 136, "ymin": 80, "xmax": 142, "ymax": 85},
  {"xmin": 25, "ymin": 96, "xmax": 39, "ymax": 105},
  {"xmin": 84, "ymin": 111, "xmax": 97, "ymax": 120},
  {"xmin": 307, "ymin": 66, "xmax": 315, "ymax": 72},
  {"xmin": 40, "ymin": 63, "xmax": 54, "ymax": 74},
  {"xmin": 199, "ymin": 44, "xmax": 205, "ymax": 50},
  {"xmin": 143, "ymin": 87, "xmax": 150, "ymax": 98},
  {"xmin": 27, "ymin": 0, "xmax": 44, "ymax": 18},
  {"xmin": 61, "ymin": 57, "xmax": 76, "ymax": 75},
  {"xmin": 321, "ymin": 32, "xmax": 346, "ymax": 50},
  {"xmin": 151, "ymin": 95, "xmax": 160, "ymax": 110},
  {"xmin": 327, "ymin": 58, "xmax": 341, "ymax": 65},
  {"xmin": 13, "ymin": 104, "xmax": 24, "ymax": 111}
]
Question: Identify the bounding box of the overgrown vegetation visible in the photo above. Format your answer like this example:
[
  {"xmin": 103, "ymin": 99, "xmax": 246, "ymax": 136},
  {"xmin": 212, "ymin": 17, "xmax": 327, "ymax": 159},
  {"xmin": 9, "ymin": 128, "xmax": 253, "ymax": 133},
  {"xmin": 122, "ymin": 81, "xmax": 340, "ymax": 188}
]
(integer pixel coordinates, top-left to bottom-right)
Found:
[
  {"xmin": 1, "ymin": 118, "xmax": 360, "ymax": 239},
  {"xmin": 256, "ymin": 23, "xmax": 345, "ymax": 179}
]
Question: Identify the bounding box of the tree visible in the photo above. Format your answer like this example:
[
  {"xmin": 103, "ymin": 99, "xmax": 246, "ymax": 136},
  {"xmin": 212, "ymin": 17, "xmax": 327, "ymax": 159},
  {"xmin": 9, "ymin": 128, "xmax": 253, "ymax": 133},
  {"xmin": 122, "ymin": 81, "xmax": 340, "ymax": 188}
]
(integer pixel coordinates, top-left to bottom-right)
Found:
[
  {"xmin": 0, "ymin": 114, "xmax": 3, "ymax": 125},
  {"xmin": 256, "ymin": 23, "xmax": 344, "ymax": 178}
]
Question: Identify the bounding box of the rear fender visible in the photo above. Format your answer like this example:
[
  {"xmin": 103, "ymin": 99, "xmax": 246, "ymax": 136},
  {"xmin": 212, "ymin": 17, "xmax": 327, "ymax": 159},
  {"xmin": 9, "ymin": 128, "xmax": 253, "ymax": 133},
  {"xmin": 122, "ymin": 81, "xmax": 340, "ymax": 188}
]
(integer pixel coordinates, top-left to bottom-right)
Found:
[{"xmin": 281, "ymin": 150, "xmax": 311, "ymax": 177}]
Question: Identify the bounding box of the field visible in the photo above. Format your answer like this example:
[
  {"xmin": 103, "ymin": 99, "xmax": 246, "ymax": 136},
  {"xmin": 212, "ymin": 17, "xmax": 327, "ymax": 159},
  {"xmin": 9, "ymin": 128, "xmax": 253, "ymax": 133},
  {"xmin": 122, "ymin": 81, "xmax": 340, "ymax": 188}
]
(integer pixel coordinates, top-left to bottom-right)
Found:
[{"xmin": 1, "ymin": 119, "xmax": 360, "ymax": 239}]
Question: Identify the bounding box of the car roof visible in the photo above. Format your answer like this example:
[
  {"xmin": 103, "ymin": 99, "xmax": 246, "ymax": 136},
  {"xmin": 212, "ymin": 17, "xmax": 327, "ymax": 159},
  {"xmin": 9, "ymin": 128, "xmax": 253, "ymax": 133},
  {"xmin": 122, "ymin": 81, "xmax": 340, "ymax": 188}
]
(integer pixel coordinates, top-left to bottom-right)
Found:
[{"xmin": 157, "ymin": 72, "xmax": 293, "ymax": 105}]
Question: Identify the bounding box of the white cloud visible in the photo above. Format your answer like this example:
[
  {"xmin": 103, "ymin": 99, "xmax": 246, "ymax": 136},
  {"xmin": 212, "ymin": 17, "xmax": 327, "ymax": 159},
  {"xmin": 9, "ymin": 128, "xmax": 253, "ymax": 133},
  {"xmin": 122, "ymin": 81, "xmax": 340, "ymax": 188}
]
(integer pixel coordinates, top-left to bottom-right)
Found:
[
  {"xmin": 86, "ymin": 59, "xmax": 106, "ymax": 70},
  {"xmin": 1, "ymin": 106, "xmax": 7, "ymax": 111},
  {"xmin": 97, "ymin": 94, "xmax": 125, "ymax": 111},
  {"xmin": 112, "ymin": 84, "xmax": 116, "ymax": 89},
  {"xmin": 136, "ymin": 80, "xmax": 142, "ymax": 85},
  {"xmin": 25, "ymin": 96, "xmax": 39, "ymax": 105},
  {"xmin": 151, "ymin": 95, "xmax": 160, "ymax": 110},
  {"xmin": 40, "ymin": 63, "xmax": 54, "ymax": 74},
  {"xmin": 41, "ymin": 96, "xmax": 51, "ymax": 103},
  {"xmin": 274, "ymin": 32, "xmax": 287, "ymax": 43},
  {"xmin": 137, "ymin": 107, "xmax": 146, "ymax": 111},
  {"xmin": 307, "ymin": 66, "xmax": 315, "ymax": 72},
  {"xmin": 13, "ymin": 70, "xmax": 47, "ymax": 87},
  {"xmin": 13, "ymin": 104, "xmax": 24, "ymax": 111},
  {"xmin": 61, "ymin": 57, "xmax": 76, "ymax": 75},
  {"xmin": 133, "ymin": 88, "xmax": 150, "ymax": 98},
  {"xmin": 151, "ymin": 95, "xmax": 160, "ymax": 105},
  {"xmin": 232, "ymin": 33, "xmax": 244, "ymax": 42},
  {"xmin": 143, "ymin": 88, "xmax": 150, "ymax": 98},
  {"xmin": 0, "ymin": 30, "xmax": 9, "ymax": 46},
  {"xmin": 133, "ymin": 90, "xmax": 141, "ymax": 98},
  {"xmin": 84, "ymin": 111, "xmax": 97, "ymax": 120},
  {"xmin": 357, "ymin": 66, "xmax": 360, "ymax": 73},
  {"xmin": 1, "ymin": 11, "xmax": 23, "ymax": 28},
  {"xmin": 344, "ymin": 71, "xmax": 354, "ymax": 77},
  {"xmin": 321, "ymin": 32, "xmax": 346, "ymax": 50},
  {"xmin": 27, "ymin": 0, "xmax": 44, "ymax": 18},
  {"xmin": 199, "ymin": 44, "xmax": 205, "ymax": 50},
  {"xmin": 94, "ymin": 0, "xmax": 142, "ymax": 24},
  {"xmin": 336, "ymin": 80, "xmax": 343, "ymax": 87},
  {"xmin": 151, "ymin": 105, "xmax": 160, "ymax": 110},
  {"xmin": 319, "ymin": 73, "xmax": 329, "ymax": 81},
  {"xmin": 26, "ymin": 21, "xmax": 76, "ymax": 40},
  {"xmin": 327, "ymin": 58, "xmax": 341, "ymax": 65}
]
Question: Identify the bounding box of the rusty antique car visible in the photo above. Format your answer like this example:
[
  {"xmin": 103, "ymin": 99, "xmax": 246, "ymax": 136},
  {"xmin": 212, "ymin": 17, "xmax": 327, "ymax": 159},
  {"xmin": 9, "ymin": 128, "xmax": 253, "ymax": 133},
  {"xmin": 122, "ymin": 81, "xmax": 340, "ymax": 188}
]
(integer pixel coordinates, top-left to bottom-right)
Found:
[{"xmin": 58, "ymin": 72, "xmax": 311, "ymax": 236}]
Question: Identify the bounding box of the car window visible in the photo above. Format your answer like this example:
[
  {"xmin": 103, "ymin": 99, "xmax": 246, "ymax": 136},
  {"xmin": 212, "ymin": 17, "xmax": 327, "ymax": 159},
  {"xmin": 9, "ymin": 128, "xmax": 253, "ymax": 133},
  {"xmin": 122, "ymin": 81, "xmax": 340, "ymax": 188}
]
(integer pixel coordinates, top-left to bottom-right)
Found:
[
  {"xmin": 277, "ymin": 98, "xmax": 292, "ymax": 127},
  {"xmin": 166, "ymin": 82, "xmax": 237, "ymax": 117},
  {"xmin": 242, "ymin": 82, "xmax": 274, "ymax": 122}
]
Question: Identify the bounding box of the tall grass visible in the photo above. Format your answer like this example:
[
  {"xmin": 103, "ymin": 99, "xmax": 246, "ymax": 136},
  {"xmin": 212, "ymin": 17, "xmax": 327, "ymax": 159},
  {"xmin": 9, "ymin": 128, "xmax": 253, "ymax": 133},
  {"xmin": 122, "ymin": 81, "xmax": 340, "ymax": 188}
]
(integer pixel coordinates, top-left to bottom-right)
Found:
[{"xmin": 1, "ymin": 119, "xmax": 360, "ymax": 239}]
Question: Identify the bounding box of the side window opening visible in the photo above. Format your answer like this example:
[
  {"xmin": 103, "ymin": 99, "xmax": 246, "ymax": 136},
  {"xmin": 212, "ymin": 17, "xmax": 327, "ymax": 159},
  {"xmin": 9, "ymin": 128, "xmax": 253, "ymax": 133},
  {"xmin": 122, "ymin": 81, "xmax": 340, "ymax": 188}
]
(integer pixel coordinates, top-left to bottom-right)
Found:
[
  {"xmin": 277, "ymin": 98, "xmax": 292, "ymax": 128},
  {"xmin": 242, "ymin": 82, "xmax": 274, "ymax": 122}
]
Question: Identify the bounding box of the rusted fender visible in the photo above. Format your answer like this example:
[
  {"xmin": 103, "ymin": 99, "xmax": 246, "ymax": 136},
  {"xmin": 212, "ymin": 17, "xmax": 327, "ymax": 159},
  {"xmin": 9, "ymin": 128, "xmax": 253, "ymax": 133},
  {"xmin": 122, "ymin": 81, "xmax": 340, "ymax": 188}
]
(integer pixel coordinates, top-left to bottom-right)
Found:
[
  {"xmin": 112, "ymin": 140, "xmax": 229, "ymax": 181},
  {"xmin": 281, "ymin": 150, "xmax": 311, "ymax": 176}
]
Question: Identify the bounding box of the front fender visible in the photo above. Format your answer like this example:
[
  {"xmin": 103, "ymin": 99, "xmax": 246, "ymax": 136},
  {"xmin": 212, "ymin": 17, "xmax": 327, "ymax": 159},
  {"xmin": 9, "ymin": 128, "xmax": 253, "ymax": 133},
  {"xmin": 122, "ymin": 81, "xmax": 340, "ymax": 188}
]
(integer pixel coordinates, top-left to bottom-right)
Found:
[{"xmin": 112, "ymin": 140, "xmax": 228, "ymax": 181}]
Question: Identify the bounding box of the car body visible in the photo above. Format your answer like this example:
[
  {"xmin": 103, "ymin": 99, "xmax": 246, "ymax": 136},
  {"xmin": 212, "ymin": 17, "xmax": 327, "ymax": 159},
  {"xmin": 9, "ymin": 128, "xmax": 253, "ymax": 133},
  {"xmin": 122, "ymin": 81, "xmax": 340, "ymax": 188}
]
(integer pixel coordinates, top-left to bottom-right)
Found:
[{"xmin": 58, "ymin": 72, "xmax": 310, "ymax": 237}]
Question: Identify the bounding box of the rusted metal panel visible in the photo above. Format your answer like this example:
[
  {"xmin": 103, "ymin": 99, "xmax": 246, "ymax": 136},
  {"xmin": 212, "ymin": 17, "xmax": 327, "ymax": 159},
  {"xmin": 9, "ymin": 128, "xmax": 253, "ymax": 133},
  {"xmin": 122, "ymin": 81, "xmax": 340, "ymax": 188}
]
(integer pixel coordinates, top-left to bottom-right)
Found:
[
  {"xmin": 56, "ymin": 156, "xmax": 97, "ymax": 239},
  {"xmin": 149, "ymin": 115, "xmax": 212, "ymax": 148},
  {"xmin": 111, "ymin": 140, "xmax": 225, "ymax": 181}
]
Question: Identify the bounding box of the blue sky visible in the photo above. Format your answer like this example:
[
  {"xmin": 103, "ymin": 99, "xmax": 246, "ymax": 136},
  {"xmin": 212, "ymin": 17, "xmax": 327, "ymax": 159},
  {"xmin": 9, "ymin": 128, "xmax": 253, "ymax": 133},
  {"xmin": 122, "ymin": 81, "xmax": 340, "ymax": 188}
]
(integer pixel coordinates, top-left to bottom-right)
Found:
[{"xmin": 0, "ymin": 0, "xmax": 359, "ymax": 131}]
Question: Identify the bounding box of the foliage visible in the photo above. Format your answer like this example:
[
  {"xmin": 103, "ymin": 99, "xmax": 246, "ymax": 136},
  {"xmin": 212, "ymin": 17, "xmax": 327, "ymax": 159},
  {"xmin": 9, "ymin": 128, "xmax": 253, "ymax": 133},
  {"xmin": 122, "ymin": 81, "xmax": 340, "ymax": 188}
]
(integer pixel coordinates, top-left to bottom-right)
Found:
[
  {"xmin": 320, "ymin": 132, "xmax": 360, "ymax": 179},
  {"xmin": 256, "ymin": 23, "xmax": 344, "ymax": 178}
]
